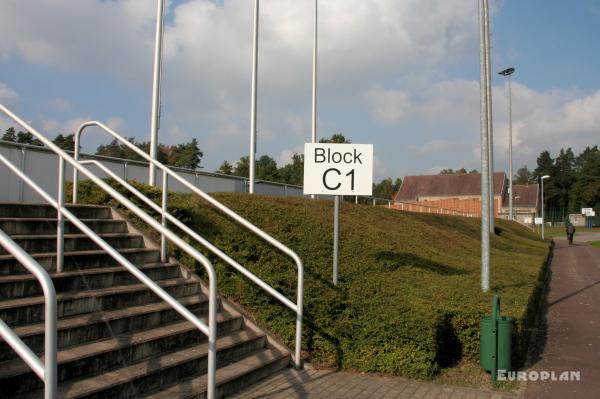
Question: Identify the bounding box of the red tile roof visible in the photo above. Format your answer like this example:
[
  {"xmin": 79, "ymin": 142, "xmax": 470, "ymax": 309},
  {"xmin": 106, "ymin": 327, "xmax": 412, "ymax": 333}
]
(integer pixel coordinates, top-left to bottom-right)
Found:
[
  {"xmin": 503, "ymin": 184, "xmax": 538, "ymax": 208},
  {"xmin": 394, "ymin": 172, "xmax": 506, "ymax": 202}
]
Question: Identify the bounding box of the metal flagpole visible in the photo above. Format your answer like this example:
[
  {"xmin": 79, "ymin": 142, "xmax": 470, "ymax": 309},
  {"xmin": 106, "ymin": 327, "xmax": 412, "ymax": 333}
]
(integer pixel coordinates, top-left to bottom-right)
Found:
[
  {"xmin": 149, "ymin": 0, "xmax": 165, "ymax": 186},
  {"xmin": 249, "ymin": 0, "xmax": 259, "ymax": 194},
  {"xmin": 483, "ymin": 0, "xmax": 495, "ymax": 233},
  {"xmin": 479, "ymin": 0, "xmax": 491, "ymax": 292},
  {"xmin": 311, "ymin": 0, "xmax": 318, "ymax": 200},
  {"xmin": 312, "ymin": 0, "xmax": 318, "ymax": 145}
]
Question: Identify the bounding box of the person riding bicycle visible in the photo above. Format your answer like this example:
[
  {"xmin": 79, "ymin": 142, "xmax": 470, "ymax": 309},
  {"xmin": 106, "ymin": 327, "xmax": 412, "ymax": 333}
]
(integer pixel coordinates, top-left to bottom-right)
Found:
[{"xmin": 566, "ymin": 224, "xmax": 575, "ymax": 245}]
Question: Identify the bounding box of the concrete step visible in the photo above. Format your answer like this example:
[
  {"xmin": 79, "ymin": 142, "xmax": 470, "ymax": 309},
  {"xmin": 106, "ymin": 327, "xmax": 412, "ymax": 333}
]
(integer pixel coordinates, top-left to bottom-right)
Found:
[
  {"xmin": 0, "ymin": 262, "xmax": 181, "ymax": 299},
  {"xmin": 0, "ymin": 203, "xmax": 112, "ymax": 219},
  {"xmin": 0, "ymin": 294, "xmax": 218, "ymax": 362},
  {"xmin": 21, "ymin": 329, "xmax": 268, "ymax": 399},
  {"xmin": 0, "ymin": 218, "xmax": 127, "ymax": 236},
  {"xmin": 0, "ymin": 278, "xmax": 200, "ymax": 327},
  {"xmin": 142, "ymin": 348, "xmax": 291, "ymax": 399},
  {"xmin": 0, "ymin": 248, "xmax": 160, "ymax": 275},
  {"xmin": 0, "ymin": 233, "xmax": 144, "ymax": 255},
  {"xmin": 0, "ymin": 314, "xmax": 244, "ymax": 395}
]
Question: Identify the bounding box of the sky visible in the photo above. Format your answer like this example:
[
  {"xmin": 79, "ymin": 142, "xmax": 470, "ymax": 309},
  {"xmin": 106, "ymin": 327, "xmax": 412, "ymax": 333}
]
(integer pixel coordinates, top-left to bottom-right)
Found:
[{"xmin": 1, "ymin": 0, "xmax": 599, "ymax": 181}]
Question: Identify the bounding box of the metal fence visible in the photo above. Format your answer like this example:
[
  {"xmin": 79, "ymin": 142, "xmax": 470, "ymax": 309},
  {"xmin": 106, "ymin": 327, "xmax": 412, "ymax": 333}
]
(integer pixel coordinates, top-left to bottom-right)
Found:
[{"xmin": 0, "ymin": 141, "xmax": 304, "ymax": 203}]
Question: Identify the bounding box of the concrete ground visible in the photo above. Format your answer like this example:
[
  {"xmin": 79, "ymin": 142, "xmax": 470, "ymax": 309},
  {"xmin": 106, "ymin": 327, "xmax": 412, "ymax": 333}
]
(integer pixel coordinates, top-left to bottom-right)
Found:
[
  {"xmin": 229, "ymin": 366, "xmax": 516, "ymax": 399},
  {"xmin": 524, "ymin": 233, "xmax": 600, "ymax": 399}
]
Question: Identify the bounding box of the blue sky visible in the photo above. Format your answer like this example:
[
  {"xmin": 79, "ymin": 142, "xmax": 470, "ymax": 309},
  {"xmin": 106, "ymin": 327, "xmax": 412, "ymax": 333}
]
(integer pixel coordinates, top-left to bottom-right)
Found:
[{"xmin": 1, "ymin": 0, "xmax": 599, "ymax": 181}]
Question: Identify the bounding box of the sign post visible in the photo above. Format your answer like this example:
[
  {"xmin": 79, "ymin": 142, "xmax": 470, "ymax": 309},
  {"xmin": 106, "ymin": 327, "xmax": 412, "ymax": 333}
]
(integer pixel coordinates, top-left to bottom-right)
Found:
[{"xmin": 304, "ymin": 143, "xmax": 373, "ymax": 284}]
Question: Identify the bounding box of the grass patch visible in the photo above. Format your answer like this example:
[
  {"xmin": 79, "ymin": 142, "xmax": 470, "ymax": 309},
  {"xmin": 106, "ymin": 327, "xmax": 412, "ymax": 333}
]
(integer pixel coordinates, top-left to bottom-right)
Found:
[
  {"xmin": 590, "ymin": 241, "xmax": 600, "ymax": 249},
  {"xmin": 71, "ymin": 180, "xmax": 551, "ymax": 382},
  {"xmin": 537, "ymin": 226, "xmax": 600, "ymax": 239}
]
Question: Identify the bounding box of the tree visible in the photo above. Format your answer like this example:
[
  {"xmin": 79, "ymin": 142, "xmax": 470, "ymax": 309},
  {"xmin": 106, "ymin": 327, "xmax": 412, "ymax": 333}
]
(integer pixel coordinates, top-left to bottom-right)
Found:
[
  {"xmin": 166, "ymin": 139, "xmax": 203, "ymax": 169},
  {"xmin": 571, "ymin": 146, "xmax": 600, "ymax": 211},
  {"xmin": 233, "ymin": 156, "xmax": 250, "ymax": 178},
  {"xmin": 96, "ymin": 138, "xmax": 202, "ymax": 169},
  {"xmin": 514, "ymin": 165, "xmax": 535, "ymax": 185},
  {"xmin": 319, "ymin": 133, "xmax": 350, "ymax": 144},
  {"xmin": 217, "ymin": 160, "xmax": 233, "ymax": 175},
  {"xmin": 2, "ymin": 127, "xmax": 16, "ymax": 142},
  {"xmin": 440, "ymin": 168, "xmax": 467, "ymax": 174},
  {"xmin": 372, "ymin": 177, "xmax": 402, "ymax": 199},
  {"xmin": 3, "ymin": 127, "xmax": 44, "ymax": 146},
  {"xmin": 255, "ymin": 155, "xmax": 278, "ymax": 181},
  {"xmin": 278, "ymin": 153, "xmax": 304, "ymax": 185},
  {"xmin": 16, "ymin": 131, "xmax": 42, "ymax": 146},
  {"xmin": 53, "ymin": 134, "xmax": 75, "ymax": 151}
]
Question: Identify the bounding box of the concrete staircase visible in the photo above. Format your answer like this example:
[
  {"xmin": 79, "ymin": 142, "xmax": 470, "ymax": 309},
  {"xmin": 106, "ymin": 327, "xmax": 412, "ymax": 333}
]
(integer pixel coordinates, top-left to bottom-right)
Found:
[{"xmin": 0, "ymin": 203, "xmax": 290, "ymax": 398}]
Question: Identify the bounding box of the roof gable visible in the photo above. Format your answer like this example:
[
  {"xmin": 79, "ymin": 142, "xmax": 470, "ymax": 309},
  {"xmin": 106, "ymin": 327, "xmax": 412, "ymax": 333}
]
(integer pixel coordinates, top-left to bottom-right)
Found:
[{"xmin": 395, "ymin": 172, "xmax": 506, "ymax": 202}]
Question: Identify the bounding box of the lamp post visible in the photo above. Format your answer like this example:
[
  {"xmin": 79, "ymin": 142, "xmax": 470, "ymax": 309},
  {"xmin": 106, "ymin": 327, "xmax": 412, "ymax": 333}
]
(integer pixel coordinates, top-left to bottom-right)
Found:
[
  {"xmin": 499, "ymin": 67, "xmax": 515, "ymax": 221},
  {"xmin": 541, "ymin": 175, "xmax": 550, "ymax": 239},
  {"xmin": 249, "ymin": 0, "xmax": 260, "ymax": 194}
]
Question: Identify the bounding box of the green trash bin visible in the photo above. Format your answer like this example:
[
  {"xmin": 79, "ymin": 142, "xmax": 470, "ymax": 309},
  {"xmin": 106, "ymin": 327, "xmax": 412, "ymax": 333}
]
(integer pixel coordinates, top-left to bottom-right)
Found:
[{"xmin": 480, "ymin": 295, "xmax": 512, "ymax": 380}]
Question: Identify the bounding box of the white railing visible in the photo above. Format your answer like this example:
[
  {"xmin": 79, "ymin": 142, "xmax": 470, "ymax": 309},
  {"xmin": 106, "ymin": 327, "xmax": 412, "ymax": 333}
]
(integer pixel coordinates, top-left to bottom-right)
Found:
[
  {"xmin": 0, "ymin": 104, "xmax": 219, "ymax": 399},
  {"xmin": 0, "ymin": 228, "xmax": 57, "ymax": 399},
  {"xmin": 73, "ymin": 121, "xmax": 304, "ymax": 369}
]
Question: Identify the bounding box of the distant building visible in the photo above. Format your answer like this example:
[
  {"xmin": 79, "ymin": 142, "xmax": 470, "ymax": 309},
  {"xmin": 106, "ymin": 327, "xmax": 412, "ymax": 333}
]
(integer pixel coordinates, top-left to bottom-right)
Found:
[
  {"xmin": 394, "ymin": 173, "xmax": 506, "ymax": 217},
  {"xmin": 498, "ymin": 184, "xmax": 539, "ymax": 225}
]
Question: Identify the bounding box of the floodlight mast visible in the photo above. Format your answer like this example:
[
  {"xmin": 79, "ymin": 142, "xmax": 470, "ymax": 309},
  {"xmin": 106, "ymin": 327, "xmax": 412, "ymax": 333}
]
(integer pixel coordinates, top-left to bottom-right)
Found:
[
  {"xmin": 499, "ymin": 67, "xmax": 515, "ymax": 221},
  {"xmin": 249, "ymin": 0, "xmax": 259, "ymax": 194},
  {"xmin": 484, "ymin": 0, "xmax": 495, "ymax": 234},
  {"xmin": 479, "ymin": 0, "xmax": 491, "ymax": 293},
  {"xmin": 149, "ymin": 0, "xmax": 165, "ymax": 186}
]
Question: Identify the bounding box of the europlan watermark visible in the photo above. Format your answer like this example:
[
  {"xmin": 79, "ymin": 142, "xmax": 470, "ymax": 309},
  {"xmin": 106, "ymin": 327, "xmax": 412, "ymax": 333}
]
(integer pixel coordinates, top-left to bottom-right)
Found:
[{"xmin": 497, "ymin": 370, "xmax": 581, "ymax": 382}]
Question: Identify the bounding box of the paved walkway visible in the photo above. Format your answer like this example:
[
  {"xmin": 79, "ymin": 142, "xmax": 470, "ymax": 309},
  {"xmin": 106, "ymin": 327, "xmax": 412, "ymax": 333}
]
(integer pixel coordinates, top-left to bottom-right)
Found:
[
  {"xmin": 230, "ymin": 365, "xmax": 517, "ymax": 399},
  {"xmin": 524, "ymin": 235, "xmax": 600, "ymax": 399}
]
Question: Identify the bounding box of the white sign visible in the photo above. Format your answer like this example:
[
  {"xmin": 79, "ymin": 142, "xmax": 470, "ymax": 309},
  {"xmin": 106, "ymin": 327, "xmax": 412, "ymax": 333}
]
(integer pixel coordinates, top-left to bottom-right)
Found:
[
  {"xmin": 535, "ymin": 217, "xmax": 543, "ymax": 225},
  {"xmin": 582, "ymin": 208, "xmax": 595, "ymax": 217},
  {"xmin": 524, "ymin": 217, "xmax": 532, "ymax": 224},
  {"xmin": 303, "ymin": 143, "xmax": 373, "ymax": 195}
]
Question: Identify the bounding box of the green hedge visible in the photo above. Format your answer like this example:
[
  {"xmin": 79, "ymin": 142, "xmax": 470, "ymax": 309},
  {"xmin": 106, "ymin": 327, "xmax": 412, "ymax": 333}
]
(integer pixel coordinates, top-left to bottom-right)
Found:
[{"xmin": 71, "ymin": 180, "xmax": 551, "ymax": 378}]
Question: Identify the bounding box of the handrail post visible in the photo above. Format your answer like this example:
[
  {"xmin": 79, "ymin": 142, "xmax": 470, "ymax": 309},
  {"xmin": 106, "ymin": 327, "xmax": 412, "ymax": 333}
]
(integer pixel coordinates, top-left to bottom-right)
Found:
[
  {"xmin": 295, "ymin": 264, "xmax": 304, "ymax": 369},
  {"xmin": 57, "ymin": 158, "xmax": 65, "ymax": 273},
  {"xmin": 73, "ymin": 129, "xmax": 81, "ymax": 204},
  {"xmin": 20, "ymin": 147, "xmax": 26, "ymax": 201},
  {"xmin": 207, "ymin": 276, "xmax": 218, "ymax": 399},
  {"xmin": 44, "ymin": 276, "xmax": 58, "ymax": 399},
  {"xmin": 161, "ymin": 169, "xmax": 168, "ymax": 263}
]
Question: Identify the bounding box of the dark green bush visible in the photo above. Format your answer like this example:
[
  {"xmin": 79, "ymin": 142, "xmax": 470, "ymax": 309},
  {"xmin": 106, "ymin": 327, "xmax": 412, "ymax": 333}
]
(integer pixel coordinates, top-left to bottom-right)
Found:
[{"xmin": 71, "ymin": 180, "xmax": 550, "ymax": 377}]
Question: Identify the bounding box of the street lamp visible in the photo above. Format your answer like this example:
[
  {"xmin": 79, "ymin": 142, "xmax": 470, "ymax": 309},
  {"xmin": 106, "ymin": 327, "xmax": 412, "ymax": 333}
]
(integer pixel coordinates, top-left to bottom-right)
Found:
[
  {"xmin": 499, "ymin": 67, "xmax": 515, "ymax": 221},
  {"xmin": 541, "ymin": 175, "xmax": 550, "ymax": 239}
]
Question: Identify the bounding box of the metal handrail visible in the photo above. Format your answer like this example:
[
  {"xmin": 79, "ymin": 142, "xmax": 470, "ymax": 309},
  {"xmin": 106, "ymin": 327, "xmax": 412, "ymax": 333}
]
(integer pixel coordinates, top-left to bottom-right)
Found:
[
  {"xmin": 0, "ymin": 104, "xmax": 218, "ymax": 399},
  {"xmin": 73, "ymin": 121, "xmax": 304, "ymax": 368},
  {"xmin": 80, "ymin": 159, "xmax": 298, "ymax": 312},
  {"xmin": 0, "ymin": 229, "xmax": 57, "ymax": 399}
]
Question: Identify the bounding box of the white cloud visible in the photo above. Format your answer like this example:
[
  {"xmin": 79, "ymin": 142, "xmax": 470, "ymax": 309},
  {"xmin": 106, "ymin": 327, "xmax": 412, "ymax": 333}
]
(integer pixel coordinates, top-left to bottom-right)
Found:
[
  {"xmin": 366, "ymin": 87, "xmax": 412, "ymax": 125},
  {"xmin": 47, "ymin": 98, "xmax": 72, "ymax": 112},
  {"xmin": 1, "ymin": 0, "xmax": 598, "ymax": 178},
  {"xmin": 0, "ymin": 82, "xmax": 18, "ymax": 104},
  {"xmin": 275, "ymin": 145, "xmax": 303, "ymax": 167},
  {"xmin": 0, "ymin": 0, "xmax": 155, "ymax": 83},
  {"xmin": 411, "ymin": 139, "xmax": 452, "ymax": 156},
  {"xmin": 373, "ymin": 155, "xmax": 389, "ymax": 179}
]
